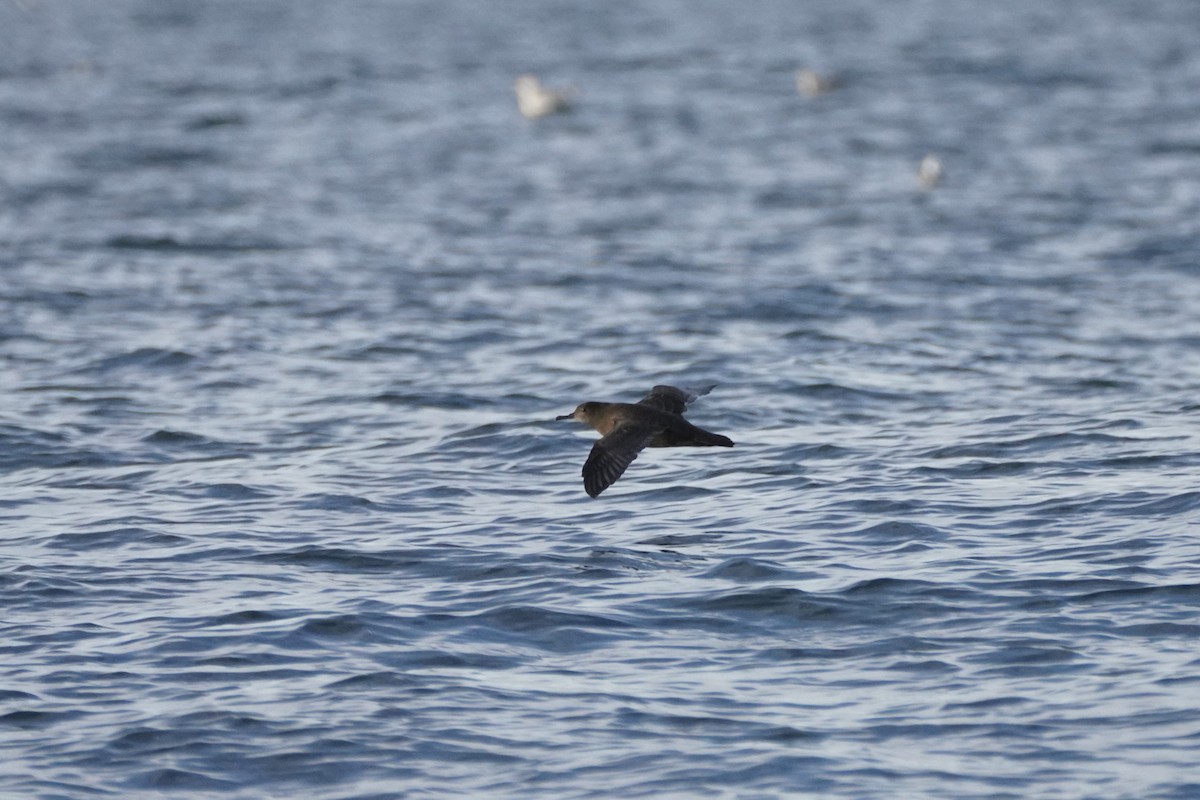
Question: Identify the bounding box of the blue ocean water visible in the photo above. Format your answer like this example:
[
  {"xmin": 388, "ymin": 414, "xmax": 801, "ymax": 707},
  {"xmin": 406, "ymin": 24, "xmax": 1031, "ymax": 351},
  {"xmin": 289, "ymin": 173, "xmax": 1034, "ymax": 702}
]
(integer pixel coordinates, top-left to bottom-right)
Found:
[{"xmin": 3, "ymin": 1, "xmax": 1200, "ymax": 797}]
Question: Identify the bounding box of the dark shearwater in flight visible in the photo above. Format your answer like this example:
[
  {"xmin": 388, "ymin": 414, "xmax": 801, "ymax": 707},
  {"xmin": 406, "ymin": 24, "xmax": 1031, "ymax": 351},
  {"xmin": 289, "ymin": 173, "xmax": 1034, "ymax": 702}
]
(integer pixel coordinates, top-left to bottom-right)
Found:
[{"xmin": 556, "ymin": 384, "xmax": 734, "ymax": 498}]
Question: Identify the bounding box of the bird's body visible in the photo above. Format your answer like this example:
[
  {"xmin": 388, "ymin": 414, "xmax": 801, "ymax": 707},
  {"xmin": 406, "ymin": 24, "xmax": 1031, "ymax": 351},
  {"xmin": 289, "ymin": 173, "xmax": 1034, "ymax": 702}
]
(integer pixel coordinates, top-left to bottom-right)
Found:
[{"xmin": 556, "ymin": 385, "xmax": 733, "ymax": 498}]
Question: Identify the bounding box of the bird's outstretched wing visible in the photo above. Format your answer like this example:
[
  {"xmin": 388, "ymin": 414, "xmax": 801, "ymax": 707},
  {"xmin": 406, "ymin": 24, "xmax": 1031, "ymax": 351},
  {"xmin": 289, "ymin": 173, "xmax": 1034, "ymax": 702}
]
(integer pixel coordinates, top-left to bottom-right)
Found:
[
  {"xmin": 636, "ymin": 384, "xmax": 716, "ymax": 416},
  {"xmin": 582, "ymin": 424, "xmax": 655, "ymax": 498}
]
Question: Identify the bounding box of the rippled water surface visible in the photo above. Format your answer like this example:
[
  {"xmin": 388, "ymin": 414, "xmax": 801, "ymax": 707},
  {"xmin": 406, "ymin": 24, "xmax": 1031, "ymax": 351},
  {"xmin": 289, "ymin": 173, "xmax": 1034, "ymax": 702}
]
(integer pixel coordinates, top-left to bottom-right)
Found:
[{"xmin": 4, "ymin": 1, "xmax": 1200, "ymax": 797}]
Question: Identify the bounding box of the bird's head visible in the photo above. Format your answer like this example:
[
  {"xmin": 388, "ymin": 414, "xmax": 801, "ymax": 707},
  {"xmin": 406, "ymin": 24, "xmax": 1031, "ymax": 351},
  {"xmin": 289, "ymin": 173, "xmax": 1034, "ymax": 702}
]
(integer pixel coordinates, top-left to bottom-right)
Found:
[{"xmin": 556, "ymin": 402, "xmax": 600, "ymax": 424}]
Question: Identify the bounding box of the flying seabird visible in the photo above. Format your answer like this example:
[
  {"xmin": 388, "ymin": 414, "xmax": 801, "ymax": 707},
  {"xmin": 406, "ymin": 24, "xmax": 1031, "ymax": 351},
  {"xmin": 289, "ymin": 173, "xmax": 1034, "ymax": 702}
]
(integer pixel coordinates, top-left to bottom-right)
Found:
[{"xmin": 556, "ymin": 384, "xmax": 734, "ymax": 498}]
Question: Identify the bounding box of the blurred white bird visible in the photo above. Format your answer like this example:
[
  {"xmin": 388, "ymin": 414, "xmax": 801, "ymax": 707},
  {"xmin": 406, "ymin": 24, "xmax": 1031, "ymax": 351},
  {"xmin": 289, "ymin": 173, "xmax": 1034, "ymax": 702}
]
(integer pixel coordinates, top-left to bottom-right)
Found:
[
  {"xmin": 917, "ymin": 154, "xmax": 943, "ymax": 190},
  {"xmin": 514, "ymin": 74, "xmax": 575, "ymax": 119},
  {"xmin": 795, "ymin": 68, "xmax": 841, "ymax": 98}
]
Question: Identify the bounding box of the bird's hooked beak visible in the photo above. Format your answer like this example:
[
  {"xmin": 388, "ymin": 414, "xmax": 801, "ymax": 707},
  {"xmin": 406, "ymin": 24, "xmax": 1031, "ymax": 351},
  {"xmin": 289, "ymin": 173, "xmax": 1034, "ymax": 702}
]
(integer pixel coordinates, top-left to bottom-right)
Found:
[{"xmin": 555, "ymin": 410, "xmax": 576, "ymax": 421}]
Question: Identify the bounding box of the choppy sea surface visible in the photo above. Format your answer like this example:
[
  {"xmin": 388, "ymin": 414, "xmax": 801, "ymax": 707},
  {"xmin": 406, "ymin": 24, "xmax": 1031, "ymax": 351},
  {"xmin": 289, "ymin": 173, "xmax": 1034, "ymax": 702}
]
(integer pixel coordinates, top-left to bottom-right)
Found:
[{"xmin": 4, "ymin": 1, "xmax": 1200, "ymax": 797}]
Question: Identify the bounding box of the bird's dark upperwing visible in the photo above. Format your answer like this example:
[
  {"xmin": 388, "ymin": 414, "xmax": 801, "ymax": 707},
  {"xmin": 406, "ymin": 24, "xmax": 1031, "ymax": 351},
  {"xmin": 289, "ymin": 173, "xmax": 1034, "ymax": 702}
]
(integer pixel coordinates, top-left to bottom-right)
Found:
[
  {"xmin": 582, "ymin": 424, "xmax": 655, "ymax": 498},
  {"xmin": 636, "ymin": 384, "xmax": 716, "ymax": 416}
]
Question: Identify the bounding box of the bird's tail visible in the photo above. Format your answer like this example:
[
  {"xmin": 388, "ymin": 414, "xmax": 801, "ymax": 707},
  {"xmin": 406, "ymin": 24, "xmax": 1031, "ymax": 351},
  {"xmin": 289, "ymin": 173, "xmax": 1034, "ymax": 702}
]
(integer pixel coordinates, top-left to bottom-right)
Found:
[{"xmin": 693, "ymin": 428, "xmax": 734, "ymax": 447}]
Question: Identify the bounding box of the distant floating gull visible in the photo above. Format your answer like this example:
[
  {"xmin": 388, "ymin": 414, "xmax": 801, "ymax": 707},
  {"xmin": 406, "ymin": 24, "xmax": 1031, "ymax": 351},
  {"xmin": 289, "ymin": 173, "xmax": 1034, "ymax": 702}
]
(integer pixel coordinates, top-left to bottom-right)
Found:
[
  {"xmin": 917, "ymin": 154, "xmax": 943, "ymax": 190},
  {"xmin": 556, "ymin": 384, "xmax": 733, "ymax": 498},
  {"xmin": 795, "ymin": 68, "xmax": 841, "ymax": 98},
  {"xmin": 514, "ymin": 74, "xmax": 574, "ymax": 119}
]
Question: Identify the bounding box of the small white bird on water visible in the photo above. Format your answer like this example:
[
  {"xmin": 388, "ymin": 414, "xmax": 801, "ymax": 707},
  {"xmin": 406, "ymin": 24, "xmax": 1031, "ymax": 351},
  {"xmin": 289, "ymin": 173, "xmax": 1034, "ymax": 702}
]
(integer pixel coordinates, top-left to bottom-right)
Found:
[
  {"xmin": 795, "ymin": 68, "xmax": 841, "ymax": 98},
  {"xmin": 514, "ymin": 74, "xmax": 575, "ymax": 119},
  {"xmin": 917, "ymin": 154, "xmax": 944, "ymax": 190}
]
